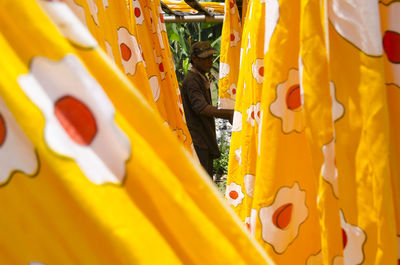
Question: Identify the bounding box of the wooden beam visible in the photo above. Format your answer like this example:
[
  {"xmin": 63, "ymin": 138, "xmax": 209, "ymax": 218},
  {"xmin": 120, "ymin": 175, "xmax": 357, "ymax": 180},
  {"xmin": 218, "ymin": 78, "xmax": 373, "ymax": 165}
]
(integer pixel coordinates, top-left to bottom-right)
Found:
[{"xmin": 164, "ymin": 14, "xmax": 224, "ymax": 23}]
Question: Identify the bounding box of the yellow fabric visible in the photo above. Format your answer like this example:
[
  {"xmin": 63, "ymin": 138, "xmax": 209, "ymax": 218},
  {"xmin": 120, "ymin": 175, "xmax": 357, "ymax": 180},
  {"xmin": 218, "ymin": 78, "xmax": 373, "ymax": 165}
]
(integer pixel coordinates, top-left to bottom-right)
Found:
[
  {"xmin": 218, "ymin": 0, "xmax": 242, "ymax": 109},
  {"xmin": 0, "ymin": 1, "xmax": 275, "ymax": 264},
  {"xmin": 226, "ymin": 0, "xmax": 400, "ymax": 264},
  {"xmin": 162, "ymin": 1, "xmax": 225, "ymax": 14},
  {"xmin": 64, "ymin": 0, "xmax": 193, "ymax": 153}
]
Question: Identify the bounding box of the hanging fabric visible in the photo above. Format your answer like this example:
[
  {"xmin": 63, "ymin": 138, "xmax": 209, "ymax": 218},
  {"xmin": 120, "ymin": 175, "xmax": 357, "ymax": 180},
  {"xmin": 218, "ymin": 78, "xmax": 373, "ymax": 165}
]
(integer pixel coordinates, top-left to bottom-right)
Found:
[
  {"xmin": 0, "ymin": 1, "xmax": 275, "ymax": 264},
  {"xmin": 225, "ymin": 0, "xmax": 400, "ymax": 264}
]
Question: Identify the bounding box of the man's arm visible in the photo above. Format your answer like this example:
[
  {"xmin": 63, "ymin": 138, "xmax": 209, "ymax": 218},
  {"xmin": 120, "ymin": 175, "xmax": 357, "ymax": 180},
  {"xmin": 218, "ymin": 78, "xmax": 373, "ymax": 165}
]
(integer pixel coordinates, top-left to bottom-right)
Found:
[{"xmin": 200, "ymin": 105, "xmax": 234, "ymax": 124}]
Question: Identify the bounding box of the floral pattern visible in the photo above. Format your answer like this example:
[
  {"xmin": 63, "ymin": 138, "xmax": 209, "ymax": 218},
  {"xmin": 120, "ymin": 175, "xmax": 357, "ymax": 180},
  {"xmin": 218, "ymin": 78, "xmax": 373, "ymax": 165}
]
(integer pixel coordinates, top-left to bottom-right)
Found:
[
  {"xmin": 321, "ymin": 139, "xmax": 339, "ymax": 197},
  {"xmin": 18, "ymin": 54, "xmax": 131, "ymax": 185},
  {"xmin": 251, "ymin": 58, "xmax": 264, "ymax": 84},
  {"xmin": 270, "ymin": 69, "xmax": 304, "ymax": 133},
  {"xmin": 117, "ymin": 27, "xmax": 143, "ymax": 76},
  {"xmin": 244, "ymin": 174, "xmax": 255, "ymax": 197},
  {"xmin": 39, "ymin": 0, "xmax": 97, "ymax": 48},
  {"xmin": 0, "ymin": 97, "xmax": 38, "ymax": 185},
  {"xmin": 328, "ymin": 0, "xmax": 382, "ymax": 56},
  {"xmin": 225, "ymin": 182, "xmax": 245, "ymax": 207},
  {"xmin": 259, "ymin": 182, "xmax": 308, "ymax": 254},
  {"xmin": 246, "ymin": 102, "xmax": 261, "ymax": 127},
  {"xmin": 339, "ymin": 210, "xmax": 366, "ymax": 265},
  {"xmin": 264, "ymin": 0, "xmax": 279, "ymax": 53}
]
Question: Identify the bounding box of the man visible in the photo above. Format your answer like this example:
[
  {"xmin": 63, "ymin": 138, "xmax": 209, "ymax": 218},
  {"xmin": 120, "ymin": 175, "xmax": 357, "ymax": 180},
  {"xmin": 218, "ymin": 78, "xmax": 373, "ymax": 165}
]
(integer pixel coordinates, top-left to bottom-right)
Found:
[{"xmin": 180, "ymin": 41, "xmax": 234, "ymax": 177}]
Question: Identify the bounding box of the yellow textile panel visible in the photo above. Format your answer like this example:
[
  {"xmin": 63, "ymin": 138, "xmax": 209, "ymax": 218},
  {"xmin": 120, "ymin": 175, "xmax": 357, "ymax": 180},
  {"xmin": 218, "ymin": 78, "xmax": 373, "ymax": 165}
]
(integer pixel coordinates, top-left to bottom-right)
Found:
[
  {"xmin": 0, "ymin": 1, "xmax": 275, "ymax": 264},
  {"xmin": 299, "ymin": 0, "xmax": 343, "ymax": 264},
  {"xmin": 218, "ymin": 0, "xmax": 242, "ymax": 109},
  {"xmin": 63, "ymin": 0, "xmax": 193, "ymax": 153},
  {"xmin": 227, "ymin": 0, "xmax": 400, "ymax": 263},
  {"xmin": 380, "ymin": 0, "xmax": 400, "ymax": 236},
  {"xmin": 327, "ymin": 0, "xmax": 398, "ymax": 263},
  {"xmin": 253, "ymin": 0, "xmax": 323, "ymax": 263},
  {"xmin": 225, "ymin": 0, "xmax": 265, "ymax": 224}
]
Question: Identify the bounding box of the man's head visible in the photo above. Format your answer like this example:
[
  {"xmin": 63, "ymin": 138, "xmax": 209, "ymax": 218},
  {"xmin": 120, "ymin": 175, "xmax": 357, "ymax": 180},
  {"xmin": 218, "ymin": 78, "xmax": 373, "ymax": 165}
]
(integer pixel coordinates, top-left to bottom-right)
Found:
[{"xmin": 190, "ymin": 41, "xmax": 218, "ymax": 74}]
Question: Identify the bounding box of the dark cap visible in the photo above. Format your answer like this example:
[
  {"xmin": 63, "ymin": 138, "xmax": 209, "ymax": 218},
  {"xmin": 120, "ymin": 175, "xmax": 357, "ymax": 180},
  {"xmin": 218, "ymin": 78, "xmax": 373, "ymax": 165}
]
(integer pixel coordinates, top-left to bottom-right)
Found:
[{"xmin": 190, "ymin": 41, "xmax": 218, "ymax": 59}]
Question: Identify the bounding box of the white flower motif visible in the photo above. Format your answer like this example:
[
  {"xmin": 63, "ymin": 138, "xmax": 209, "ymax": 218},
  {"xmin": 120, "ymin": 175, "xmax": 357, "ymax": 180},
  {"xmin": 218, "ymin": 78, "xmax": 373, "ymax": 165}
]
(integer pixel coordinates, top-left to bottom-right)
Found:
[
  {"xmin": 329, "ymin": 82, "xmax": 344, "ymax": 122},
  {"xmin": 157, "ymin": 24, "xmax": 165, "ymax": 50},
  {"xmin": 17, "ymin": 54, "xmax": 131, "ymax": 185},
  {"xmin": 149, "ymin": 76, "xmax": 160, "ymax": 102},
  {"xmin": 0, "ymin": 97, "xmax": 38, "ymax": 185},
  {"xmin": 229, "ymin": 0, "xmax": 236, "ymax": 14},
  {"xmin": 227, "ymin": 83, "xmax": 237, "ymax": 100},
  {"xmin": 230, "ymin": 29, "xmax": 240, "ymax": 47},
  {"xmin": 149, "ymin": 8, "xmax": 156, "ymax": 33},
  {"xmin": 139, "ymin": 44, "xmax": 146, "ymax": 68},
  {"xmin": 252, "ymin": 58, "xmax": 264, "ymax": 84},
  {"xmin": 339, "ymin": 210, "xmax": 366, "ymax": 265},
  {"xmin": 155, "ymin": 53, "xmax": 165, "ymax": 79},
  {"xmin": 328, "ymin": 0, "xmax": 382, "ymax": 56},
  {"xmin": 87, "ymin": 0, "xmax": 99, "ymax": 25},
  {"xmin": 64, "ymin": 0, "xmax": 87, "ymax": 25},
  {"xmin": 270, "ymin": 69, "xmax": 304, "ymax": 133},
  {"xmin": 321, "ymin": 139, "xmax": 338, "ymax": 197},
  {"xmin": 246, "ymin": 102, "xmax": 261, "ymax": 127},
  {"xmin": 306, "ymin": 251, "xmax": 323, "ymax": 265},
  {"xmin": 235, "ymin": 146, "xmax": 242, "ymax": 165},
  {"xmin": 244, "ymin": 209, "xmax": 257, "ymax": 236},
  {"xmin": 219, "ymin": 62, "xmax": 230, "ymax": 79},
  {"xmin": 380, "ymin": 2, "xmax": 400, "ymax": 86},
  {"xmin": 131, "ymin": 0, "xmax": 144, "ymax": 25},
  {"xmin": 158, "ymin": 6, "xmax": 167, "ymax": 32},
  {"xmin": 259, "ymin": 182, "xmax": 308, "ymax": 254},
  {"xmin": 219, "ymin": 98, "xmax": 235, "ymax": 110},
  {"xmin": 264, "ymin": 0, "xmax": 279, "ymax": 54},
  {"xmin": 225, "ymin": 182, "xmax": 244, "ymax": 207},
  {"xmin": 333, "ymin": 256, "xmax": 344, "ymax": 265},
  {"xmin": 232, "ymin": 111, "xmax": 242, "ymax": 132},
  {"xmin": 117, "ymin": 27, "xmax": 143, "ymax": 76},
  {"xmin": 105, "ymin": 40, "xmax": 115, "ymax": 62},
  {"xmin": 38, "ymin": 0, "xmax": 97, "ymax": 48},
  {"xmin": 246, "ymin": 105, "xmax": 255, "ymax": 126},
  {"xmin": 244, "ymin": 174, "xmax": 255, "ymax": 197}
]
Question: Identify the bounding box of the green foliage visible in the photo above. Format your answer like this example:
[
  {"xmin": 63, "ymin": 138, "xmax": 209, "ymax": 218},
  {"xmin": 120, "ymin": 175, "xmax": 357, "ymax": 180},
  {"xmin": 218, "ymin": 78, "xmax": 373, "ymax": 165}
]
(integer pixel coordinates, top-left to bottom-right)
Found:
[
  {"xmin": 166, "ymin": 22, "xmax": 222, "ymax": 85},
  {"xmin": 213, "ymin": 128, "xmax": 230, "ymax": 176}
]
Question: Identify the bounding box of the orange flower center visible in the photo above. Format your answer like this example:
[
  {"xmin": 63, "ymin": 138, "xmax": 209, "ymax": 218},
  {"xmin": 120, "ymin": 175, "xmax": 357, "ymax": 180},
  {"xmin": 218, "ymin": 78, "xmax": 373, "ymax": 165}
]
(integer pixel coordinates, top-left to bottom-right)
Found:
[
  {"xmin": 229, "ymin": 190, "xmax": 239, "ymax": 200},
  {"xmin": 0, "ymin": 114, "xmax": 6, "ymax": 147},
  {"xmin": 54, "ymin": 96, "xmax": 97, "ymax": 146},
  {"xmin": 272, "ymin": 203, "xmax": 293, "ymax": 229},
  {"xmin": 120, "ymin": 43, "xmax": 132, "ymax": 61}
]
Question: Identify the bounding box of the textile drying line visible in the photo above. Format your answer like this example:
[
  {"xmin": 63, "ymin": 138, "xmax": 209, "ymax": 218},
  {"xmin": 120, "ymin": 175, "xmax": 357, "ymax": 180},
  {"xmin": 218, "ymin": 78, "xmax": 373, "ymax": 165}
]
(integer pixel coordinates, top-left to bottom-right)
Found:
[{"xmin": 161, "ymin": 0, "xmax": 225, "ymax": 23}]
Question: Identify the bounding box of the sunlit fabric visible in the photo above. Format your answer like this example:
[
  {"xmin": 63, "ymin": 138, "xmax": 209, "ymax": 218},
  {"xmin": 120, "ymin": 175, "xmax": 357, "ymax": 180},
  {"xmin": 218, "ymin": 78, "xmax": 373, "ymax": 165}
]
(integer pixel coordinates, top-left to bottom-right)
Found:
[
  {"xmin": 63, "ymin": 0, "xmax": 193, "ymax": 154},
  {"xmin": 218, "ymin": 0, "xmax": 242, "ymax": 109},
  {"xmin": 0, "ymin": 1, "xmax": 275, "ymax": 264},
  {"xmin": 226, "ymin": 0, "xmax": 400, "ymax": 264}
]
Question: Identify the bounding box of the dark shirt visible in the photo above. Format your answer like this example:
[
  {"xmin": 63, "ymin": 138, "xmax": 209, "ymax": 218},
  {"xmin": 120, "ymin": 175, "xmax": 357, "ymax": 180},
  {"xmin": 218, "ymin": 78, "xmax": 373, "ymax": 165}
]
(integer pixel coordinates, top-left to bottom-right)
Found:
[{"xmin": 180, "ymin": 69, "xmax": 221, "ymax": 158}]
